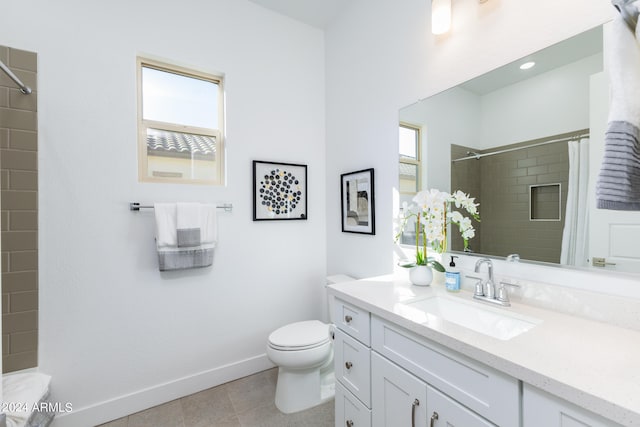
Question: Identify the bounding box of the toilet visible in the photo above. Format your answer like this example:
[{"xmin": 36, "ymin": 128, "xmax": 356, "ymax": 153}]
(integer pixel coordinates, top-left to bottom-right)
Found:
[{"xmin": 266, "ymin": 274, "xmax": 354, "ymax": 414}]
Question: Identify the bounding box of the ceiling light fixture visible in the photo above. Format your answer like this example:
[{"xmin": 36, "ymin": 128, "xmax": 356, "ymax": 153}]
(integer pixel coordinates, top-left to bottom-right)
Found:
[
  {"xmin": 432, "ymin": 0, "xmax": 452, "ymax": 35},
  {"xmin": 519, "ymin": 61, "xmax": 536, "ymax": 70}
]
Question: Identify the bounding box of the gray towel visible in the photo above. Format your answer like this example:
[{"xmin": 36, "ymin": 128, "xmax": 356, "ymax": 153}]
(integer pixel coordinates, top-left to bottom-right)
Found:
[
  {"xmin": 157, "ymin": 244, "xmax": 214, "ymax": 271},
  {"xmin": 596, "ymin": 121, "xmax": 640, "ymax": 210}
]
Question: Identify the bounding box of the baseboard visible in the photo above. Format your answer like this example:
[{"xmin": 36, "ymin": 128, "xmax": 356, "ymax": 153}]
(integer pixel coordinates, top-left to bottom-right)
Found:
[{"xmin": 51, "ymin": 354, "xmax": 275, "ymax": 427}]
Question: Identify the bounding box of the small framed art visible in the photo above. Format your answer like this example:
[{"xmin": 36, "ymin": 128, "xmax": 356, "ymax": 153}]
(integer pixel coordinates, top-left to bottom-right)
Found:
[
  {"xmin": 253, "ymin": 160, "xmax": 308, "ymax": 221},
  {"xmin": 341, "ymin": 168, "xmax": 375, "ymax": 235}
]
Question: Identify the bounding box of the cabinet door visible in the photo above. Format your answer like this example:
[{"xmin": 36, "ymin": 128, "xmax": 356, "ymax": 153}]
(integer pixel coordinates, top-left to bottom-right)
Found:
[
  {"xmin": 335, "ymin": 328, "xmax": 372, "ymax": 407},
  {"xmin": 523, "ymin": 384, "xmax": 618, "ymax": 427},
  {"xmin": 371, "ymin": 352, "xmax": 427, "ymax": 427},
  {"xmin": 336, "ymin": 381, "xmax": 372, "ymax": 427},
  {"xmin": 426, "ymin": 385, "xmax": 495, "ymax": 427}
]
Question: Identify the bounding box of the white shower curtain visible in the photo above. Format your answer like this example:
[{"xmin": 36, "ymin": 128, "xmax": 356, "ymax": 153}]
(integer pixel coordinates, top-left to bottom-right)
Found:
[{"xmin": 560, "ymin": 138, "xmax": 590, "ymax": 266}]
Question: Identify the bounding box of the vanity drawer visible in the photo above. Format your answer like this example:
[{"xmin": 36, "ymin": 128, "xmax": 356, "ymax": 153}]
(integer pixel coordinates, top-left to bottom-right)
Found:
[
  {"xmin": 334, "ymin": 328, "xmax": 371, "ymax": 408},
  {"xmin": 371, "ymin": 316, "xmax": 519, "ymax": 427},
  {"xmin": 335, "ymin": 381, "xmax": 372, "ymax": 427},
  {"xmin": 334, "ymin": 298, "xmax": 371, "ymax": 346}
]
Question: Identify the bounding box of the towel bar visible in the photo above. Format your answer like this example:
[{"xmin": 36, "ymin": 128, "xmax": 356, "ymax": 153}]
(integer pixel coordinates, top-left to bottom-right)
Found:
[{"xmin": 129, "ymin": 202, "xmax": 233, "ymax": 213}]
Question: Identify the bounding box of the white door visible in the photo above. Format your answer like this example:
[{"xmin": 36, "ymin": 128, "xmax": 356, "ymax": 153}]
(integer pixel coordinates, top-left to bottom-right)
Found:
[
  {"xmin": 371, "ymin": 352, "xmax": 427, "ymax": 427},
  {"xmin": 588, "ymin": 71, "xmax": 640, "ymax": 273}
]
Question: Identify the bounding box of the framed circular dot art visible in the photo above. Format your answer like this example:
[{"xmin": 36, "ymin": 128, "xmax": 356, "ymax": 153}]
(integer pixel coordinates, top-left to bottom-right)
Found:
[{"xmin": 253, "ymin": 160, "xmax": 308, "ymax": 221}]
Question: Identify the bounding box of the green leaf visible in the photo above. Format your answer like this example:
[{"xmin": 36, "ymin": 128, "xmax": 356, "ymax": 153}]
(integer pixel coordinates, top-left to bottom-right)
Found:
[{"xmin": 428, "ymin": 260, "xmax": 446, "ymax": 272}]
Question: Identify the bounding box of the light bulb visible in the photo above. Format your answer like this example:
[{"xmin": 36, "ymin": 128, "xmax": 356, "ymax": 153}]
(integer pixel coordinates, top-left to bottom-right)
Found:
[{"xmin": 432, "ymin": 0, "xmax": 452, "ymax": 35}]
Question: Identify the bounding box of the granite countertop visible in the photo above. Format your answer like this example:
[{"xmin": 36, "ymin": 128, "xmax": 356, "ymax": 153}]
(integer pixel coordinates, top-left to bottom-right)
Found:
[{"xmin": 327, "ymin": 274, "xmax": 640, "ymax": 426}]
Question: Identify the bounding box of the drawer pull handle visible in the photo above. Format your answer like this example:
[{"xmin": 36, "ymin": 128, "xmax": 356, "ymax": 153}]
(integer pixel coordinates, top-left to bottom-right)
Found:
[
  {"xmin": 411, "ymin": 399, "xmax": 420, "ymax": 427},
  {"xmin": 430, "ymin": 411, "xmax": 439, "ymax": 427},
  {"xmin": 346, "ymin": 421, "xmax": 354, "ymax": 427},
  {"xmin": 345, "ymin": 361, "xmax": 353, "ymax": 370},
  {"xmin": 345, "ymin": 315, "xmax": 353, "ymax": 323}
]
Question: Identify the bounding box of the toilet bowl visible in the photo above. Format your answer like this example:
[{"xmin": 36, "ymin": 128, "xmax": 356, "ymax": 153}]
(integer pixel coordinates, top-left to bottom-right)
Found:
[{"xmin": 266, "ymin": 274, "xmax": 354, "ymax": 414}]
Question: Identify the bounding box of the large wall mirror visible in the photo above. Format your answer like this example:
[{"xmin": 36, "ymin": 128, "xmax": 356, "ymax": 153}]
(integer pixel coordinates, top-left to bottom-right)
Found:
[{"xmin": 399, "ymin": 24, "xmax": 640, "ymax": 275}]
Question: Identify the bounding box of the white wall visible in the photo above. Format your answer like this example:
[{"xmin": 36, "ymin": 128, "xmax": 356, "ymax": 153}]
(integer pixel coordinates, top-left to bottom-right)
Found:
[
  {"xmin": 479, "ymin": 54, "xmax": 603, "ymax": 149},
  {"xmin": 325, "ymin": 0, "xmax": 626, "ymax": 286},
  {"xmin": 1, "ymin": 1, "xmax": 326, "ymax": 425}
]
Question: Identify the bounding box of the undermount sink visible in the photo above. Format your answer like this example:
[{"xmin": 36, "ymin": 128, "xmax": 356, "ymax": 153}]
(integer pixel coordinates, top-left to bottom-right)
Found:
[{"xmin": 398, "ymin": 295, "xmax": 541, "ymax": 340}]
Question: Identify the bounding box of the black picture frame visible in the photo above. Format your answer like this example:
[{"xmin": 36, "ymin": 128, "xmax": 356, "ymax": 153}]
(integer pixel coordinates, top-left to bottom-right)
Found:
[
  {"xmin": 253, "ymin": 160, "xmax": 308, "ymax": 221},
  {"xmin": 341, "ymin": 168, "xmax": 375, "ymax": 235}
]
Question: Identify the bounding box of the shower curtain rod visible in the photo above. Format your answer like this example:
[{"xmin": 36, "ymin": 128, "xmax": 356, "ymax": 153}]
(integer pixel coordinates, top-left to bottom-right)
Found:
[
  {"xmin": 451, "ymin": 130, "xmax": 590, "ymax": 162},
  {"xmin": 0, "ymin": 60, "xmax": 32, "ymax": 95}
]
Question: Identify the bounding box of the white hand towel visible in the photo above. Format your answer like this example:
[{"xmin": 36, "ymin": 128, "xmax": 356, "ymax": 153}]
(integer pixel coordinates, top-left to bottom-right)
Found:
[
  {"xmin": 3, "ymin": 372, "xmax": 51, "ymax": 427},
  {"xmin": 177, "ymin": 203, "xmax": 202, "ymax": 247},
  {"xmin": 200, "ymin": 203, "xmax": 218, "ymax": 244},
  {"xmin": 608, "ymin": 14, "xmax": 640, "ymax": 127},
  {"xmin": 154, "ymin": 203, "xmax": 177, "ymax": 248}
]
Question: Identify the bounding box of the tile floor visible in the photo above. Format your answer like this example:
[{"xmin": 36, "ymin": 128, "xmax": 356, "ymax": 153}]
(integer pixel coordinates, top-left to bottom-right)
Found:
[{"xmin": 97, "ymin": 368, "xmax": 334, "ymax": 427}]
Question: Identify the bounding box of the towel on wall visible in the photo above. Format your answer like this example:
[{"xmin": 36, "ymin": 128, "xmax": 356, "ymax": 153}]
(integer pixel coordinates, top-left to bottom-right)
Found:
[
  {"xmin": 177, "ymin": 203, "xmax": 202, "ymax": 247},
  {"xmin": 596, "ymin": 14, "xmax": 640, "ymax": 210},
  {"xmin": 154, "ymin": 203, "xmax": 217, "ymax": 271}
]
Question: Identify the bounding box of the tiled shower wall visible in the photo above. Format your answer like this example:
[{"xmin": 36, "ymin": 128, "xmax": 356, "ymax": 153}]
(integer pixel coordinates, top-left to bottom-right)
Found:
[
  {"xmin": 452, "ymin": 139, "xmax": 569, "ymax": 264},
  {"xmin": 0, "ymin": 45, "xmax": 38, "ymax": 372}
]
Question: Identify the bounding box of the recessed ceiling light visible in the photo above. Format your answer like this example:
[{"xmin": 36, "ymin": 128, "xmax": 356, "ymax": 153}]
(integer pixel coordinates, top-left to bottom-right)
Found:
[{"xmin": 520, "ymin": 61, "xmax": 535, "ymax": 70}]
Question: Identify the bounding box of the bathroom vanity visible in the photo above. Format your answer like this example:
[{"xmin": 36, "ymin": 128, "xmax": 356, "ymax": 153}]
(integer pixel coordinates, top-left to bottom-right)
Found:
[{"xmin": 329, "ymin": 275, "xmax": 639, "ymax": 427}]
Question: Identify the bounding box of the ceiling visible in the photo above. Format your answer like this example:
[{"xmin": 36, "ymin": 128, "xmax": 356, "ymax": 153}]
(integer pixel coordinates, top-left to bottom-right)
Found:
[{"xmin": 247, "ymin": 0, "xmax": 351, "ymax": 29}]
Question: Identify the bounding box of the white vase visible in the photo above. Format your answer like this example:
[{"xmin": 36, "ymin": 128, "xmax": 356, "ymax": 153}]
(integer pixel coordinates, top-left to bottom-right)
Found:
[{"xmin": 409, "ymin": 265, "xmax": 433, "ymax": 286}]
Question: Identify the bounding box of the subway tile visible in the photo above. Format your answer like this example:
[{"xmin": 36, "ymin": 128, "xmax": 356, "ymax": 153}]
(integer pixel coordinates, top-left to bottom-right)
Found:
[
  {"xmin": 0, "ymin": 87, "xmax": 7, "ymax": 107},
  {"xmin": 3, "ymin": 350, "xmax": 37, "ymax": 373},
  {"xmin": 10, "ymin": 251, "xmax": 37, "ymax": 271},
  {"xmin": 0, "ymin": 46, "xmax": 8, "ymax": 63},
  {"xmin": 537, "ymin": 172, "xmax": 566, "ymax": 184},
  {"xmin": 0, "ymin": 108, "xmax": 37, "ymax": 131},
  {"xmin": 2, "ymin": 310, "xmax": 37, "ymax": 333},
  {"xmin": 9, "ymin": 171, "xmax": 37, "ymax": 191},
  {"xmin": 527, "ymin": 165, "xmax": 548, "ymax": 176},
  {"xmin": 2, "ymin": 334, "xmax": 8, "ymax": 355},
  {"xmin": 1, "ymin": 170, "xmax": 8, "ymax": 190},
  {"xmin": 2, "ymin": 271, "xmax": 37, "ymax": 292},
  {"xmin": 9, "ymin": 330, "xmax": 37, "ymax": 353},
  {"xmin": 1, "ymin": 190, "xmax": 37, "ymax": 210},
  {"xmin": 9, "ymin": 211, "xmax": 37, "ymax": 230},
  {"xmin": 0, "ymin": 149, "xmax": 37, "ymax": 170},
  {"xmin": 1, "ymin": 211, "xmax": 7, "ymax": 231},
  {"xmin": 1, "ymin": 252, "xmax": 7, "ymax": 273},
  {"xmin": 10, "ymin": 291, "xmax": 38, "ymax": 312},
  {"xmin": 9, "ymin": 130, "xmax": 37, "ymax": 151},
  {"xmin": 0, "ymin": 69, "xmax": 37, "ymax": 92},
  {"xmin": 9, "ymin": 89, "xmax": 37, "ymax": 112},
  {"xmin": 0, "ymin": 128, "xmax": 8, "ymax": 148},
  {"xmin": 1, "ymin": 231, "xmax": 37, "ymax": 251},
  {"xmin": 517, "ymin": 158, "xmax": 537, "ymax": 168},
  {"xmin": 2, "ymin": 294, "xmax": 8, "ymax": 313},
  {"xmin": 8, "ymin": 48, "xmax": 37, "ymax": 72},
  {"xmin": 517, "ymin": 175, "xmax": 537, "ymax": 185}
]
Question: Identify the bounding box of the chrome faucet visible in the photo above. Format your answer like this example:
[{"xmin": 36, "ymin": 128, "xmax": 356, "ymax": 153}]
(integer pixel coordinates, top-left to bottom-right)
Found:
[{"xmin": 473, "ymin": 258, "xmax": 510, "ymax": 306}]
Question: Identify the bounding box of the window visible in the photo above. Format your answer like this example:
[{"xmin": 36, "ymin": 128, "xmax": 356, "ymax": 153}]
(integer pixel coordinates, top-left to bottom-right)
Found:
[
  {"xmin": 399, "ymin": 123, "xmax": 421, "ymax": 194},
  {"xmin": 137, "ymin": 57, "xmax": 224, "ymax": 184}
]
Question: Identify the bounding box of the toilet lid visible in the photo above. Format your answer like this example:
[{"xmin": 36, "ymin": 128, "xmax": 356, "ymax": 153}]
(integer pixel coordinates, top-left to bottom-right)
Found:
[{"xmin": 268, "ymin": 320, "xmax": 330, "ymax": 350}]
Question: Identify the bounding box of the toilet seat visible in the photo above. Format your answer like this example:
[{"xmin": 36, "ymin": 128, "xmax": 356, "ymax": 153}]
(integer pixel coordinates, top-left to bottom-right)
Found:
[{"xmin": 268, "ymin": 320, "xmax": 330, "ymax": 351}]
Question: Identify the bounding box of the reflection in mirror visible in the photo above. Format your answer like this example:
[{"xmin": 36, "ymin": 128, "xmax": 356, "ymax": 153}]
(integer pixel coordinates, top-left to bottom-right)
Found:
[{"xmin": 398, "ymin": 25, "xmax": 640, "ymax": 274}]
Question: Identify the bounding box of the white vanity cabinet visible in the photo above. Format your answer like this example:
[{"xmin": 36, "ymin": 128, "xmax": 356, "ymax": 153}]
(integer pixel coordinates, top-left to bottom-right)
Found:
[
  {"xmin": 371, "ymin": 315, "xmax": 519, "ymax": 426},
  {"xmin": 523, "ymin": 384, "xmax": 620, "ymax": 427},
  {"xmin": 333, "ymin": 299, "xmax": 372, "ymax": 427}
]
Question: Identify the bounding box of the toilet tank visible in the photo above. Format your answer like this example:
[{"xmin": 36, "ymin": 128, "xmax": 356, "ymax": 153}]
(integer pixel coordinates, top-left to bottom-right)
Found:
[{"xmin": 324, "ymin": 274, "xmax": 355, "ymax": 323}]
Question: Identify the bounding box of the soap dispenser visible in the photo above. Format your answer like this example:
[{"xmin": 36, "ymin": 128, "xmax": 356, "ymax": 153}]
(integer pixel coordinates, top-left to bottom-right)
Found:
[{"xmin": 445, "ymin": 256, "xmax": 460, "ymax": 292}]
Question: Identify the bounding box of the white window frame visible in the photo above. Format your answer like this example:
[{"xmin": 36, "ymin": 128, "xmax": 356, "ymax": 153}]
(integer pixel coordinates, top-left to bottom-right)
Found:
[
  {"xmin": 137, "ymin": 57, "xmax": 225, "ymax": 185},
  {"xmin": 399, "ymin": 122, "xmax": 422, "ymax": 195}
]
